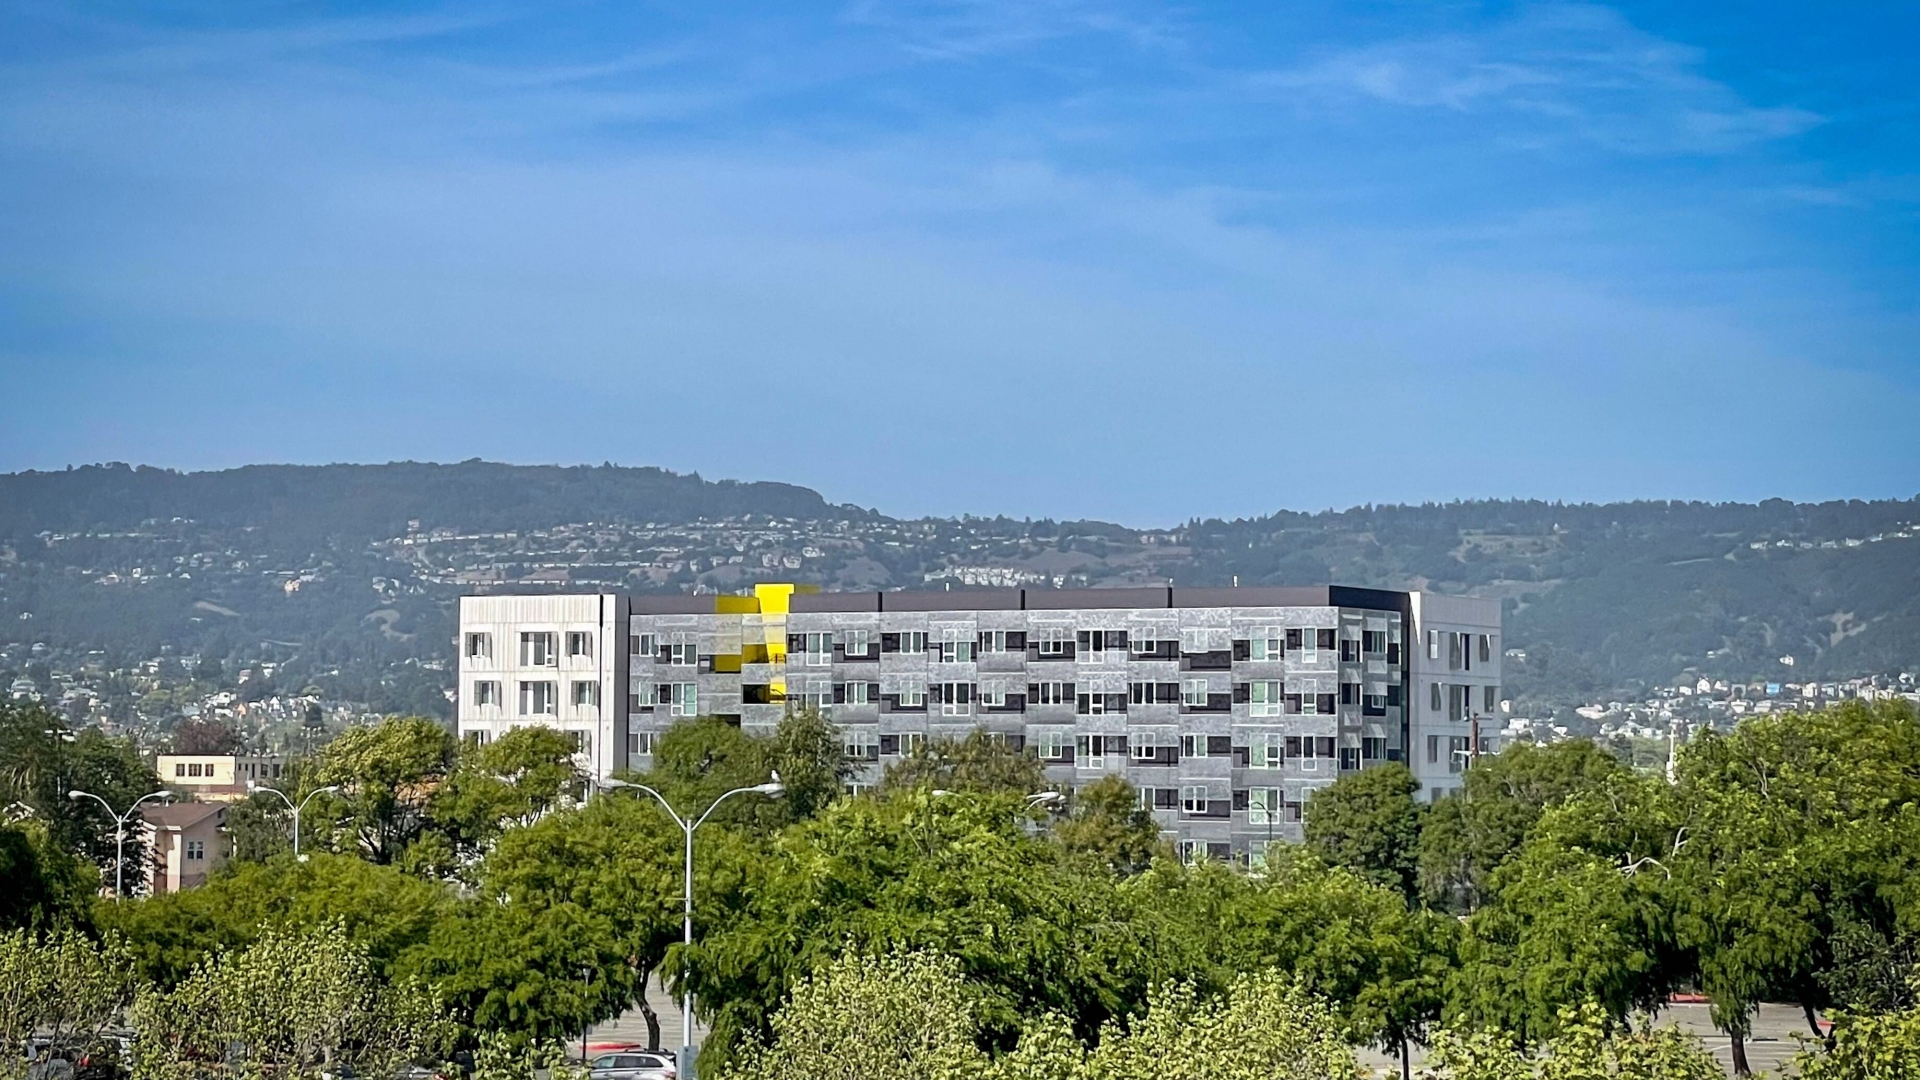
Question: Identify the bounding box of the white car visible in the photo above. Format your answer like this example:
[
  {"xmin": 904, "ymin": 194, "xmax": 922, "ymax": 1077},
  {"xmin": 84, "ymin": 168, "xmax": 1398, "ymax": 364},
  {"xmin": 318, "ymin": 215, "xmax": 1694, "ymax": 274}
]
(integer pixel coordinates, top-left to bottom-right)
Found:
[{"xmin": 586, "ymin": 1052, "xmax": 675, "ymax": 1080}]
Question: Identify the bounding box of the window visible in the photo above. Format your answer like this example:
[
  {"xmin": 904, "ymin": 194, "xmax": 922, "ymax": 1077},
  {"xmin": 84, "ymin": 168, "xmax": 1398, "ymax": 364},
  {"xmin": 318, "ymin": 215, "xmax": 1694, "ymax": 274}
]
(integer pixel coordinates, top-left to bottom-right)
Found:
[
  {"xmin": 1180, "ymin": 840, "xmax": 1208, "ymax": 864},
  {"xmin": 977, "ymin": 684, "xmax": 1009, "ymax": 708},
  {"xmin": 1485, "ymin": 685, "xmax": 1498, "ymax": 712},
  {"xmin": 1179, "ymin": 733, "xmax": 1208, "ymax": 758},
  {"xmin": 1181, "ymin": 786, "xmax": 1209, "ymax": 814},
  {"xmin": 474, "ymin": 680, "xmax": 500, "ymax": 706},
  {"xmin": 465, "ymin": 632, "xmax": 492, "ymax": 659},
  {"xmin": 1036, "ymin": 629, "xmax": 1073, "ymax": 657},
  {"xmin": 1248, "ymin": 732, "xmax": 1284, "ymax": 769},
  {"xmin": 1076, "ymin": 629, "xmax": 1127, "ymax": 657},
  {"xmin": 1339, "ymin": 747, "xmax": 1361, "ymax": 770},
  {"xmin": 1317, "ymin": 693, "xmax": 1337, "ymax": 715},
  {"xmin": 1248, "ymin": 680, "xmax": 1283, "ymax": 717},
  {"xmin": 1249, "ymin": 838, "xmax": 1271, "ymax": 869},
  {"xmin": 1130, "ymin": 632, "xmax": 1160, "ymax": 656},
  {"xmin": 1431, "ymin": 682, "xmax": 1444, "ymax": 712},
  {"xmin": 1129, "ymin": 739, "xmax": 1159, "ymax": 761},
  {"xmin": 1340, "ymin": 638, "xmax": 1359, "ymax": 663},
  {"xmin": 897, "ymin": 684, "xmax": 928, "ymax": 709},
  {"xmin": 838, "ymin": 681, "xmax": 877, "ymax": 705},
  {"xmin": 1181, "ymin": 679, "xmax": 1210, "ymax": 707},
  {"xmin": 174, "ymin": 763, "xmax": 186, "ymax": 777},
  {"xmin": 978, "ymin": 630, "xmax": 1011, "ymax": 654},
  {"xmin": 664, "ymin": 682, "xmax": 697, "ymax": 717},
  {"xmin": 1031, "ymin": 681, "xmax": 1072, "ymax": 706},
  {"xmin": 936, "ymin": 682, "xmax": 974, "ymax": 715},
  {"xmin": 631, "ymin": 680, "xmax": 657, "ymax": 707},
  {"xmin": 900, "ymin": 631, "xmax": 929, "ymax": 654},
  {"xmin": 566, "ymin": 632, "xmax": 593, "ymax": 658},
  {"xmin": 628, "ymin": 731, "xmax": 654, "ymax": 756},
  {"xmin": 1318, "ymin": 629, "xmax": 1336, "ymax": 651},
  {"xmin": 936, "ymin": 632, "xmax": 975, "ymax": 663},
  {"xmin": 1077, "ymin": 734, "xmax": 1108, "ymax": 768},
  {"xmin": 1248, "ymin": 787, "xmax": 1280, "ymax": 825},
  {"xmin": 564, "ymin": 730, "xmax": 591, "ymax": 756},
  {"xmin": 572, "ymin": 680, "xmax": 599, "ymax": 707},
  {"xmin": 842, "ymin": 629, "xmax": 874, "ymax": 658},
  {"xmin": 1480, "ymin": 634, "xmax": 1493, "ymax": 663},
  {"xmin": 1317, "ymin": 737, "xmax": 1336, "ymax": 759},
  {"xmin": 1363, "ymin": 630, "xmax": 1386, "ymax": 654},
  {"xmin": 665, "ymin": 642, "xmax": 698, "ymax": 667},
  {"xmin": 520, "ymin": 632, "xmax": 557, "ymax": 667},
  {"xmin": 1449, "ymin": 735, "xmax": 1470, "ymax": 773},
  {"xmin": 1427, "ymin": 734, "xmax": 1440, "ymax": 764},
  {"xmin": 1364, "ymin": 692, "xmax": 1387, "ymax": 715},
  {"xmin": 899, "ymin": 732, "xmax": 925, "ymax": 757},
  {"xmin": 1180, "ymin": 627, "xmax": 1210, "ymax": 653},
  {"xmin": 1362, "ymin": 736, "xmax": 1385, "ymax": 760},
  {"xmin": 793, "ymin": 688, "xmax": 831, "ymax": 711},
  {"xmin": 185, "ymin": 840, "xmax": 205, "ymax": 862},
  {"xmin": 1036, "ymin": 729, "xmax": 1072, "ymax": 761},
  {"xmin": 519, "ymin": 680, "xmax": 558, "ymax": 715},
  {"xmin": 1249, "ymin": 627, "xmax": 1283, "ymax": 661},
  {"xmin": 800, "ymin": 632, "xmax": 833, "ymax": 666},
  {"xmin": 1428, "ymin": 630, "xmax": 1441, "ymax": 660},
  {"xmin": 630, "ymin": 633, "xmax": 655, "ymax": 657},
  {"xmin": 842, "ymin": 726, "xmax": 880, "ymax": 761}
]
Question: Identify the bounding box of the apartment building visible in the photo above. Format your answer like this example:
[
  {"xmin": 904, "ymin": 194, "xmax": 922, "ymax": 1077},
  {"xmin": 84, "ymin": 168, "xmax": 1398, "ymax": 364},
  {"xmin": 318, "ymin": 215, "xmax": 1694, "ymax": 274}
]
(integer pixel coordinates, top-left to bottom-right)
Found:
[
  {"xmin": 457, "ymin": 584, "xmax": 1499, "ymax": 861},
  {"xmin": 155, "ymin": 753, "xmax": 287, "ymax": 802}
]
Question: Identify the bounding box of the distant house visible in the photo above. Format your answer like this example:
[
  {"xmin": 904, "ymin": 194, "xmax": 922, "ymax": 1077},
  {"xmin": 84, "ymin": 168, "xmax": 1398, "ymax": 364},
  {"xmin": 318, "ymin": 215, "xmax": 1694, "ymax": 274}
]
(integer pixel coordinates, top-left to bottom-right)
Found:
[
  {"xmin": 141, "ymin": 802, "xmax": 226, "ymax": 894},
  {"xmin": 156, "ymin": 753, "xmax": 286, "ymax": 801}
]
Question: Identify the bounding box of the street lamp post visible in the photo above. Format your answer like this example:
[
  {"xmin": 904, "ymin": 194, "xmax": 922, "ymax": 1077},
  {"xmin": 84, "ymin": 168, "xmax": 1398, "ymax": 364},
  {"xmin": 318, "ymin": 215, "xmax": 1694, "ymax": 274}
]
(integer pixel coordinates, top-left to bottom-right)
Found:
[
  {"xmin": 248, "ymin": 781, "xmax": 341, "ymax": 858},
  {"xmin": 67, "ymin": 788, "xmax": 173, "ymax": 897},
  {"xmin": 601, "ymin": 775, "xmax": 784, "ymax": 1079}
]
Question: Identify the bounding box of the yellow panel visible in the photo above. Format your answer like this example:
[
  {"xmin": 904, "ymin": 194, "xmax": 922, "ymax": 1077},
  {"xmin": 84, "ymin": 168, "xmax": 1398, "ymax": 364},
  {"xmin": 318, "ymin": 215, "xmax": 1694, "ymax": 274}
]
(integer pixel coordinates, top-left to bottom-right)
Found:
[
  {"xmin": 769, "ymin": 677, "xmax": 786, "ymax": 701},
  {"xmin": 715, "ymin": 595, "xmax": 760, "ymax": 615},
  {"xmin": 753, "ymin": 583, "xmax": 796, "ymax": 614},
  {"xmin": 710, "ymin": 654, "xmax": 743, "ymax": 673}
]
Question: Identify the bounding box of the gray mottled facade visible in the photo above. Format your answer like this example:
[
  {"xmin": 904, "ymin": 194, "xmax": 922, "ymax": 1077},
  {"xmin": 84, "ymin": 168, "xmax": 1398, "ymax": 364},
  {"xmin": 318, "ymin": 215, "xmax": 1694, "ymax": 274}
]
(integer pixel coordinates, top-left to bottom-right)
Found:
[{"xmin": 457, "ymin": 585, "xmax": 1501, "ymax": 862}]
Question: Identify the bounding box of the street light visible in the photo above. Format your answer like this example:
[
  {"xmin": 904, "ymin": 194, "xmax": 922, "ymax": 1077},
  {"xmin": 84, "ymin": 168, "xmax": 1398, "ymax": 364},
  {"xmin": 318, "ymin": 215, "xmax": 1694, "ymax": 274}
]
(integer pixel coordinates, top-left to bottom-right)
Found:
[
  {"xmin": 248, "ymin": 781, "xmax": 340, "ymax": 858},
  {"xmin": 601, "ymin": 775, "xmax": 784, "ymax": 1078},
  {"xmin": 67, "ymin": 788, "xmax": 173, "ymax": 897}
]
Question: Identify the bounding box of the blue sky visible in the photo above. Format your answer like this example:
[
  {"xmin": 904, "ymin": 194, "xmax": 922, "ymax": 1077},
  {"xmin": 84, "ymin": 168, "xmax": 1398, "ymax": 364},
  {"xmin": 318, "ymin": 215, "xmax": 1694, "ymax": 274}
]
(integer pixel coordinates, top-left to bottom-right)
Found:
[{"xmin": 0, "ymin": 1, "xmax": 1915, "ymax": 523}]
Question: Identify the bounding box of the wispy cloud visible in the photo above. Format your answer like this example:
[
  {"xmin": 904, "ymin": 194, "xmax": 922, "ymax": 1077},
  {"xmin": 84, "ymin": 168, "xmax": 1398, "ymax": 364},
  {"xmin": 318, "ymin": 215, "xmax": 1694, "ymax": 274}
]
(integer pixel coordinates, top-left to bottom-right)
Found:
[{"xmin": 1262, "ymin": 3, "xmax": 1821, "ymax": 154}]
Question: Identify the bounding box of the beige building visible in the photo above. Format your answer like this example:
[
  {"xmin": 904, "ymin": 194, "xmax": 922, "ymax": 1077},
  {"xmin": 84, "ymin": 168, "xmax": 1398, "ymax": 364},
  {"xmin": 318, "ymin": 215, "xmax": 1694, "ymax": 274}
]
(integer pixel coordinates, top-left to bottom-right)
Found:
[
  {"xmin": 141, "ymin": 802, "xmax": 227, "ymax": 893},
  {"xmin": 156, "ymin": 754, "xmax": 286, "ymax": 801}
]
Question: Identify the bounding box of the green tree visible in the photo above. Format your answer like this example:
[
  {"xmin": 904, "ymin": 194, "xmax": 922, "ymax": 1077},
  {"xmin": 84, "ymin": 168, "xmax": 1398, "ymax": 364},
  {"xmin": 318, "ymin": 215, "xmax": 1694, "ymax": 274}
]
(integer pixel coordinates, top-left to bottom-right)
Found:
[
  {"xmin": 0, "ymin": 703, "xmax": 154, "ymax": 882},
  {"xmin": 429, "ymin": 726, "xmax": 582, "ymax": 869},
  {"xmin": 761, "ymin": 708, "xmax": 854, "ymax": 821},
  {"xmin": 1422, "ymin": 1003, "xmax": 1720, "ymax": 1080},
  {"xmin": 1796, "ymin": 982, "xmax": 1920, "ymax": 1080},
  {"xmin": 719, "ymin": 950, "xmax": 987, "ymax": 1080},
  {"xmin": 1416, "ymin": 741, "xmax": 1625, "ymax": 912},
  {"xmin": 130, "ymin": 921, "xmax": 451, "ymax": 1080},
  {"xmin": 1303, "ymin": 764, "xmax": 1424, "ymax": 905},
  {"xmin": 313, "ymin": 718, "xmax": 457, "ymax": 864},
  {"xmin": 0, "ymin": 820, "xmax": 96, "ymax": 931},
  {"xmin": 0, "ymin": 930, "xmax": 137, "ymax": 1080},
  {"xmin": 881, "ymin": 729, "xmax": 1048, "ymax": 797},
  {"xmin": 1051, "ymin": 775, "xmax": 1164, "ymax": 876}
]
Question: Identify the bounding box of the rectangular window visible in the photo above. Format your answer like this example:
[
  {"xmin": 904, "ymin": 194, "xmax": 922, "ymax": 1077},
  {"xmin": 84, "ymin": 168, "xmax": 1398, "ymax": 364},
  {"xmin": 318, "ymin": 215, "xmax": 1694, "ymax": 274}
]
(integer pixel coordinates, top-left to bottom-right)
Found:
[
  {"xmin": 1480, "ymin": 634, "xmax": 1493, "ymax": 663},
  {"xmin": 572, "ymin": 680, "xmax": 599, "ymax": 707},
  {"xmin": 842, "ymin": 629, "xmax": 874, "ymax": 658},
  {"xmin": 900, "ymin": 631, "xmax": 929, "ymax": 654},
  {"xmin": 1248, "ymin": 732, "xmax": 1284, "ymax": 769},
  {"xmin": 520, "ymin": 632, "xmax": 557, "ymax": 667},
  {"xmin": 630, "ymin": 633, "xmax": 655, "ymax": 657},
  {"xmin": 1318, "ymin": 629, "xmax": 1336, "ymax": 651},
  {"xmin": 1317, "ymin": 736, "xmax": 1336, "ymax": 759},
  {"xmin": 1180, "ymin": 627, "xmax": 1211, "ymax": 653},
  {"xmin": 977, "ymin": 684, "xmax": 1009, "ymax": 708},
  {"xmin": 1031, "ymin": 681, "xmax": 1072, "ymax": 706},
  {"xmin": 1181, "ymin": 786, "xmax": 1209, "ymax": 815},
  {"xmin": 1036, "ymin": 728, "xmax": 1072, "ymax": 761},
  {"xmin": 665, "ymin": 643, "xmax": 698, "ymax": 667},
  {"xmin": 1036, "ymin": 629, "xmax": 1073, "ymax": 657},
  {"xmin": 839, "ymin": 681, "xmax": 876, "ymax": 705},
  {"xmin": 628, "ymin": 731, "xmax": 654, "ymax": 756},
  {"xmin": 842, "ymin": 726, "xmax": 880, "ymax": 761},
  {"xmin": 1427, "ymin": 734, "xmax": 1440, "ymax": 764},
  {"xmin": 1363, "ymin": 630, "xmax": 1386, "ymax": 654},
  {"xmin": 937, "ymin": 682, "xmax": 974, "ymax": 715},
  {"xmin": 1431, "ymin": 682, "xmax": 1444, "ymax": 712},
  {"xmin": 1317, "ymin": 693, "xmax": 1337, "ymax": 715},
  {"xmin": 1485, "ymin": 685, "xmax": 1498, "ymax": 712},
  {"xmin": 1181, "ymin": 679, "xmax": 1210, "ymax": 707},
  {"xmin": 1248, "ymin": 787, "xmax": 1280, "ymax": 825},
  {"xmin": 1129, "ymin": 738, "xmax": 1159, "ymax": 761},
  {"xmin": 1077, "ymin": 734, "xmax": 1108, "ymax": 768},
  {"xmin": 665, "ymin": 682, "xmax": 697, "ymax": 717},
  {"xmin": 936, "ymin": 633, "xmax": 975, "ymax": 664},
  {"xmin": 897, "ymin": 684, "xmax": 928, "ymax": 709},
  {"xmin": 899, "ymin": 731, "xmax": 925, "ymax": 757},
  {"xmin": 1339, "ymin": 747, "xmax": 1361, "ymax": 770},
  {"xmin": 800, "ymin": 632, "xmax": 833, "ymax": 666},
  {"xmin": 1450, "ymin": 735, "xmax": 1470, "ymax": 773},
  {"xmin": 474, "ymin": 680, "xmax": 500, "ymax": 706},
  {"xmin": 465, "ymin": 632, "xmax": 492, "ymax": 659},
  {"xmin": 564, "ymin": 730, "xmax": 591, "ymax": 756},
  {"xmin": 1129, "ymin": 632, "xmax": 1160, "ymax": 656},
  {"xmin": 1076, "ymin": 629, "xmax": 1127, "ymax": 657},
  {"xmin": 1179, "ymin": 733, "xmax": 1207, "ymax": 758},
  {"xmin": 1249, "ymin": 626, "xmax": 1284, "ymax": 661},
  {"xmin": 1362, "ymin": 736, "xmax": 1385, "ymax": 760},
  {"xmin": 978, "ymin": 630, "xmax": 1010, "ymax": 654},
  {"xmin": 174, "ymin": 763, "xmax": 186, "ymax": 777},
  {"xmin": 1339, "ymin": 639, "xmax": 1359, "ymax": 663},
  {"xmin": 1248, "ymin": 680, "xmax": 1283, "ymax": 717},
  {"xmin": 1428, "ymin": 630, "xmax": 1441, "ymax": 660},
  {"xmin": 185, "ymin": 840, "xmax": 205, "ymax": 861},
  {"xmin": 566, "ymin": 632, "xmax": 592, "ymax": 658},
  {"xmin": 519, "ymin": 680, "xmax": 558, "ymax": 715}
]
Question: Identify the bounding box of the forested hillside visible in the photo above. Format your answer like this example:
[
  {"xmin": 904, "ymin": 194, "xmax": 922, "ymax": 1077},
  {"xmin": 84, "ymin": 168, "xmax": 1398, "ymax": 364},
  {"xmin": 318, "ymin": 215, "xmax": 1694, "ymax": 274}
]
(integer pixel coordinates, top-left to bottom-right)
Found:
[{"xmin": 1, "ymin": 462, "xmax": 1914, "ymax": 713}]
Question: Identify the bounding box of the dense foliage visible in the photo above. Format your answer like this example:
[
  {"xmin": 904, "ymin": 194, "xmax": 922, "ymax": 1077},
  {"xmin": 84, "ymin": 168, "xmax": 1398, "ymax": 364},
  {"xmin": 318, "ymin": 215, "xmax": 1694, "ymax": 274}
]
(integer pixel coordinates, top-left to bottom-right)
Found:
[{"xmin": 3, "ymin": 699, "xmax": 1919, "ymax": 1079}]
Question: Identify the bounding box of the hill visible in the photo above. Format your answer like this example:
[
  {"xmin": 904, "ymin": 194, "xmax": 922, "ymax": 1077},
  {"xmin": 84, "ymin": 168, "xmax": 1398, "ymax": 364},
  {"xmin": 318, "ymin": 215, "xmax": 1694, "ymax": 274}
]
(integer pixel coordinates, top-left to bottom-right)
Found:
[{"xmin": 1, "ymin": 462, "xmax": 1915, "ymax": 717}]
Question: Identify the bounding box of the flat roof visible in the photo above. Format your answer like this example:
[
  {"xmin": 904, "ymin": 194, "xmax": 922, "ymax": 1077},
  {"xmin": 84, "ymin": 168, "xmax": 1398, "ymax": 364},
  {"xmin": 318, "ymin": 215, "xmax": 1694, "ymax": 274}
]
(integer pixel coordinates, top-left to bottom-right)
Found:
[{"xmin": 645, "ymin": 585, "xmax": 1412, "ymax": 614}]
